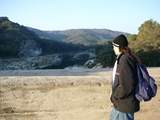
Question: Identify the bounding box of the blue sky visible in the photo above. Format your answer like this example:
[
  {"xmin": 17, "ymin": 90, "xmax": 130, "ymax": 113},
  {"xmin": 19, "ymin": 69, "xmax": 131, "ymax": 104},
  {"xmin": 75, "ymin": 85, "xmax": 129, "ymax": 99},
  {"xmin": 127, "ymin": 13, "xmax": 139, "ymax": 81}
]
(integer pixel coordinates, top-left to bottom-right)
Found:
[{"xmin": 0, "ymin": 0, "xmax": 160, "ymax": 33}]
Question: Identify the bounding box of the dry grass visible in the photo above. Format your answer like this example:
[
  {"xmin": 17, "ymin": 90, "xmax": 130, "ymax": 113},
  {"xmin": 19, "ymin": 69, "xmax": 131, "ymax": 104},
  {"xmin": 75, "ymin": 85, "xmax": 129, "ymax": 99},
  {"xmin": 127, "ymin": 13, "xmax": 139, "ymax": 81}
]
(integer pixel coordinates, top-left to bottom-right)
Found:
[{"xmin": 0, "ymin": 68, "xmax": 160, "ymax": 120}]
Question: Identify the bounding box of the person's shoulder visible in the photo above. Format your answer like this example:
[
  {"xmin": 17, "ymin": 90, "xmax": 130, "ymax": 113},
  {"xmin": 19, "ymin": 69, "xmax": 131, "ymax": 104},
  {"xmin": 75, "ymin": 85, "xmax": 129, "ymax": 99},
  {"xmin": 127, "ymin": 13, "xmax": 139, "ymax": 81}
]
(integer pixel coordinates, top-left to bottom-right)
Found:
[
  {"xmin": 120, "ymin": 53, "xmax": 131, "ymax": 60},
  {"xmin": 119, "ymin": 53, "xmax": 135, "ymax": 64}
]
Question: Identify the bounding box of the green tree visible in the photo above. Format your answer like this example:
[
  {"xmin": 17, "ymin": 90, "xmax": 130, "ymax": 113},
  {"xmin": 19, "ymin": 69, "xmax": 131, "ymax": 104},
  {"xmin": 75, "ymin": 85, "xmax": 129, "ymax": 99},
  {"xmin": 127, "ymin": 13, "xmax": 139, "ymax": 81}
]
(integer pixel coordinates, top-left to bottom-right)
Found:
[
  {"xmin": 130, "ymin": 19, "xmax": 160, "ymax": 66},
  {"xmin": 136, "ymin": 19, "xmax": 160, "ymax": 51},
  {"xmin": 127, "ymin": 34, "xmax": 137, "ymax": 41}
]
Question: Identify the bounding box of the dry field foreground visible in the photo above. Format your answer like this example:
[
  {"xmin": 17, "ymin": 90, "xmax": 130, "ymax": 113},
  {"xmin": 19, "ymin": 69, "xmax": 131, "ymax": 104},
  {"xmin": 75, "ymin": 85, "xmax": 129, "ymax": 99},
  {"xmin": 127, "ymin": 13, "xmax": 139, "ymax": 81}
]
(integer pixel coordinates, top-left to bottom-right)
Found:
[{"xmin": 0, "ymin": 68, "xmax": 160, "ymax": 120}]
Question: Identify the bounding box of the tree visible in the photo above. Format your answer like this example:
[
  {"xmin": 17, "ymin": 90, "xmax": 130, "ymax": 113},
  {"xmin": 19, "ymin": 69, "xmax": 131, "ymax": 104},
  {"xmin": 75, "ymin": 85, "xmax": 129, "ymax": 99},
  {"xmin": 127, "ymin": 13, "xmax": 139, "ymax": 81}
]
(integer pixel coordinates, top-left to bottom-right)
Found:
[
  {"xmin": 127, "ymin": 34, "xmax": 137, "ymax": 41},
  {"xmin": 136, "ymin": 19, "xmax": 160, "ymax": 51},
  {"xmin": 130, "ymin": 19, "xmax": 160, "ymax": 66}
]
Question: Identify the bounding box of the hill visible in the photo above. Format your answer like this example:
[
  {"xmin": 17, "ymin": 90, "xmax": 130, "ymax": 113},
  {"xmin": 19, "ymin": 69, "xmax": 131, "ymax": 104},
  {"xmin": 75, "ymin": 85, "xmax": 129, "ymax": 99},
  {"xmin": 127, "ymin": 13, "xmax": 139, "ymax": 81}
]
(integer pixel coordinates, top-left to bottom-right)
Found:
[
  {"xmin": 0, "ymin": 17, "xmax": 94, "ymax": 69},
  {"xmin": 0, "ymin": 17, "xmax": 39, "ymax": 58},
  {"xmin": 0, "ymin": 17, "xmax": 87, "ymax": 58},
  {"xmin": 0, "ymin": 17, "xmax": 128, "ymax": 69},
  {"xmin": 28, "ymin": 28, "xmax": 126, "ymax": 46}
]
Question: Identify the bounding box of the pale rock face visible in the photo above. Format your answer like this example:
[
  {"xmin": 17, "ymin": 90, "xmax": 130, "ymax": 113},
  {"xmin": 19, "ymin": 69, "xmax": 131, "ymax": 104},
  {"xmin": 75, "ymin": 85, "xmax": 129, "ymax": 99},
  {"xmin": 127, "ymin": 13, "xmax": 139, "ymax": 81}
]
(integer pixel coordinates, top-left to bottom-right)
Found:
[
  {"xmin": 73, "ymin": 51, "xmax": 95, "ymax": 60},
  {"xmin": 0, "ymin": 54, "xmax": 62, "ymax": 70}
]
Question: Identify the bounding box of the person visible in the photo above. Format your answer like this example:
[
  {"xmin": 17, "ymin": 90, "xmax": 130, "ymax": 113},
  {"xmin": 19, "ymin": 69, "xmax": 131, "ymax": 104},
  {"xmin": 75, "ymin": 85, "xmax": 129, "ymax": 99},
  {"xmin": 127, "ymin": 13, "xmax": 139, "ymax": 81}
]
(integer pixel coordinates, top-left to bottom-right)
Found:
[{"xmin": 110, "ymin": 34, "xmax": 140, "ymax": 120}]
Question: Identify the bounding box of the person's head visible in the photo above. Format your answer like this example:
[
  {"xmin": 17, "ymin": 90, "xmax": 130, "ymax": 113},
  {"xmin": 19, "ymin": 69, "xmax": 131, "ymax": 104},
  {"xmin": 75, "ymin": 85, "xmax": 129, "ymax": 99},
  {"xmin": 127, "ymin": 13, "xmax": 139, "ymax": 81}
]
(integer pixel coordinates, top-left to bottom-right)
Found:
[{"xmin": 112, "ymin": 34, "xmax": 129, "ymax": 56}]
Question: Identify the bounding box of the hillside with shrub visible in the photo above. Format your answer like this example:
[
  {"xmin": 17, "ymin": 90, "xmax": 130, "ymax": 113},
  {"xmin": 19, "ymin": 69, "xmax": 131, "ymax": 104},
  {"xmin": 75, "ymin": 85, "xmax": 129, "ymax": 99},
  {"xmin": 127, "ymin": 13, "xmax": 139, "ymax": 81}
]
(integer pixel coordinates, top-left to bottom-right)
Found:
[
  {"xmin": 0, "ymin": 17, "xmax": 159, "ymax": 68},
  {"xmin": 0, "ymin": 17, "xmax": 88, "ymax": 58},
  {"xmin": 96, "ymin": 19, "xmax": 160, "ymax": 67}
]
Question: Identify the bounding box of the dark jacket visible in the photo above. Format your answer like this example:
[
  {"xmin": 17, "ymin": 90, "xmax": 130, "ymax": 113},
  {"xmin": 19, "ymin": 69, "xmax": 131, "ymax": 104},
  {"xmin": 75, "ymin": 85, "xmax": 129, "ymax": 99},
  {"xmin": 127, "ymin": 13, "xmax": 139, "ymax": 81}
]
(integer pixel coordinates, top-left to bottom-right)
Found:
[{"xmin": 110, "ymin": 53, "xmax": 140, "ymax": 113}]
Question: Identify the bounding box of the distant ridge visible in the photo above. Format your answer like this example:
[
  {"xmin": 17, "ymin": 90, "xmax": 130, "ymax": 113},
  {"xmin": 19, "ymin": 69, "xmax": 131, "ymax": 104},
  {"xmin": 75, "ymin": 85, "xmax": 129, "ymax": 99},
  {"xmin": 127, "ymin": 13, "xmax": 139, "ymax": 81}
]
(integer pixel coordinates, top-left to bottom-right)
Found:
[{"xmin": 28, "ymin": 27, "xmax": 128, "ymax": 45}]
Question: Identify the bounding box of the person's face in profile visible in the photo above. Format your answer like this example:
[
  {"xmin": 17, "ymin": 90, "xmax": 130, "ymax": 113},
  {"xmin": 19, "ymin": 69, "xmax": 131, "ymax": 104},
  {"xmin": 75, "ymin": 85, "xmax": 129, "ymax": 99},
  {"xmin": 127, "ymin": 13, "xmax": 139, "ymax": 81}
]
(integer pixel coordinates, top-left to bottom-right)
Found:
[{"xmin": 113, "ymin": 45, "xmax": 121, "ymax": 56}]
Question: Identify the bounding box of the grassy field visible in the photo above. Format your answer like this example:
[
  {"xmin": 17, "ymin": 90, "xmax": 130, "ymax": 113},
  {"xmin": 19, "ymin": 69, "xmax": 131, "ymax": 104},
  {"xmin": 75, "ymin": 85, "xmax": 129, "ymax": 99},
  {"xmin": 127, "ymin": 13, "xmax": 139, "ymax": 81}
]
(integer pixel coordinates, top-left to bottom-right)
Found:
[{"xmin": 0, "ymin": 68, "xmax": 160, "ymax": 120}]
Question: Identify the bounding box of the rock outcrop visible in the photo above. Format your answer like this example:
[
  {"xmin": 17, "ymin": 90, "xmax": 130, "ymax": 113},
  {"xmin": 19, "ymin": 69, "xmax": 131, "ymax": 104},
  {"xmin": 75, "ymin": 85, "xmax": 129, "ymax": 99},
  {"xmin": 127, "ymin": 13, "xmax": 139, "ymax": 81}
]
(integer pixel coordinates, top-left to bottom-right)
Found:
[{"xmin": 0, "ymin": 54, "xmax": 62, "ymax": 70}]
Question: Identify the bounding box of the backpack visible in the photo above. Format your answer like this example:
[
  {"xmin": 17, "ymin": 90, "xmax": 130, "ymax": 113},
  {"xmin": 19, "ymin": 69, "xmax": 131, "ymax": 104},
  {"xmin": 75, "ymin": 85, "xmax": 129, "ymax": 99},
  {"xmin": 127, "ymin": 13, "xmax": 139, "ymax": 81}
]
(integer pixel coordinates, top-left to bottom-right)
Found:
[{"xmin": 135, "ymin": 64, "xmax": 157, "ymax": 101}]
